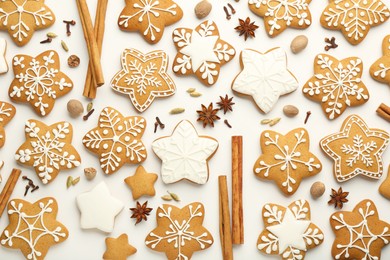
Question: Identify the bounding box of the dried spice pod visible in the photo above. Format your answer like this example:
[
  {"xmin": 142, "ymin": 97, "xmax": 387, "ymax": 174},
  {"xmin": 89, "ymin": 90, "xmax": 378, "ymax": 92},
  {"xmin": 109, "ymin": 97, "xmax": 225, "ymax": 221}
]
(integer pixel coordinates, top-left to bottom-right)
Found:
[
  {"xmin": 195, "ymin": 0, "xmax": 212, "ymax": 19},
  {"xmin": 235, "ymin": 17, "xmax": 259, "ymax": 41},
  {"xmin": 283, "ymin": 105, "xmax": 299, "ymax": 117},
  {"xmin": 84, "ymin": 167, "xmax": 97, "ymax": 180},
  {"xmin": 170, "ymin": 108, "xmax": 185, "ymax": 114}
]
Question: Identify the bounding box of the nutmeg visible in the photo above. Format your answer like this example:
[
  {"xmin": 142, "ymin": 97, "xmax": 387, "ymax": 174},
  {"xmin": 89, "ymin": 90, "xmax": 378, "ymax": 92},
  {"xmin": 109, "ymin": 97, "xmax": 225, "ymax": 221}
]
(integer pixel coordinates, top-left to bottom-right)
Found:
[
  {"xmin": 283, "ymin": 105, "xmax": 299, "ymax": 117},
  {"xmin": 195, "ymin": 0, "xmax": 212, "ymax": 19},
  {"xmin": 310, "ymin": 181, "xmax": 325, "ymax": 199},
  {"xmin": 67, "ymin": 99, "xmax": 84, "ymax": 118},
  {"xmin": 290, "ymin": 35, "xmax": 308, "ymax": 54}
]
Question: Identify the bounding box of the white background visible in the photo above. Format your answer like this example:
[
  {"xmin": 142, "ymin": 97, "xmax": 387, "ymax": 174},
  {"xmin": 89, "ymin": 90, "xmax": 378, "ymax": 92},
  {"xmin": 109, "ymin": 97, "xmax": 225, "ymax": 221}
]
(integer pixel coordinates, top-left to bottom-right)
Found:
[{"xmin": 0, "ymin": 0, "xmax": 390, "ymax": 259}]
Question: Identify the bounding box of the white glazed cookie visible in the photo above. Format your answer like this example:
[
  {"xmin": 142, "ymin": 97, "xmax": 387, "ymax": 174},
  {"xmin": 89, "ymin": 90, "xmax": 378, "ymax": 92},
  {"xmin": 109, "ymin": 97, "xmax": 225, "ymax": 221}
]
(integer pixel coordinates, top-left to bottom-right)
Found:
[
  {"xmin": 370, "ymin": 35, "xmax": 390, "ymax": 85},
  {"xmin": 0, "ymin": 38, "xmax": 8, "ymax": 74},
  {"xmin": 232, "ymin": 48, "xmax": 298, "ymax": 114},
  {"xmin": 152, "ymin": 120, "xmax": 218, "ymax": 184}
]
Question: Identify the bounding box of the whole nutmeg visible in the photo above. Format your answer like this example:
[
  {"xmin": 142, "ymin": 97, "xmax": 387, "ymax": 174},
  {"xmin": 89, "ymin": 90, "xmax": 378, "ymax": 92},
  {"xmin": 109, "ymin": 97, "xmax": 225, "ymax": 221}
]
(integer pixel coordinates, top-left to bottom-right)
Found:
[
  {"xmin": 290, "ymin": 35, "xmax": 308, "ymax": 54},
  {"xmin": 67, "ymin": 99, "xmax": 84, "ymax": 118},
  {"xmin": 283, "ymin": 105, "xmax": 299, "ymax": 117},
  {"xmin": 195, "ymin": 0, "xmax": 212, "ymax": 19},
  {"xmin": 84, "ymin": 167, "xmax": 97, "ymax": 180},
  {"xmin": 310, "ymin": 181, "xmax": 325, "ymax": 199}
]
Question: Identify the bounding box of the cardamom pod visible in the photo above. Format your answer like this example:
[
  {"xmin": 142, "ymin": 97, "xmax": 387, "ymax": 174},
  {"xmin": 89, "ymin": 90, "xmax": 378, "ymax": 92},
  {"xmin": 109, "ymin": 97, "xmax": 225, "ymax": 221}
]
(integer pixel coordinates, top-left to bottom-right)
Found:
[
  {"xmin": 190, "ymin": 92, "xmax": 202, "ymax": 97},
  {"xmin": 161, "ymin": 195, "xmax": 173, "ymax": 201},
  {"xmin": 170, "ymin": 108, "xmax": 185, "ymax": 114},
  {"xmin": 261, "ymin": 119, "xmax": 272, "ymax": 124},
  {"xmin": 61, "ymin": 40, "xmax": 69, "ymax": 52},
  {"xmin": 72, "ymin": 176, "xmax": 80, "ymax": 186},
  {"xmin": 167, "ymin": 191, "xmax": 180, "ymax": 201},
  {"xmin": 66, "ymin": 176, "xmax": 73, "ymax": 189},
  {"xmin": 87, "ymin": 102, "xmax": 93, "ymax": 112},
  {"xmin": 269, "ymin": 117, "xmax": 281, "ymax": 126},
  {"xmin": 47, "ymin": 32, "xmax": 58, "ymax": 38},
  {"xmin": 186, "ymin": 88, "xmax": 196, "ymax": 93}
]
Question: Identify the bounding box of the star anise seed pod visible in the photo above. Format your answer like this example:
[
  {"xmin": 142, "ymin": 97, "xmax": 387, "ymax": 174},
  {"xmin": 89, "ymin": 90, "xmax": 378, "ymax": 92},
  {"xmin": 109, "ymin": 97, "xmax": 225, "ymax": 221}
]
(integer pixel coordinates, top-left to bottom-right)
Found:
[
  {"xmin": 217, "ymin": 94, "xmax": 235, "ymax": 114},
  {"xmin": 130, "ymin": 201, "xmax": 153, "ymax": 225},
  {"xmin": 235, "ymin": 17, "xmax": 259, "ymax": 41},
  {"xmin": 197, "ymin": 103, "xmax": 221, "ymax": 128},
  {"xmin": 328, "ymin": 187, "xmax": 349, "ymax": 209}
]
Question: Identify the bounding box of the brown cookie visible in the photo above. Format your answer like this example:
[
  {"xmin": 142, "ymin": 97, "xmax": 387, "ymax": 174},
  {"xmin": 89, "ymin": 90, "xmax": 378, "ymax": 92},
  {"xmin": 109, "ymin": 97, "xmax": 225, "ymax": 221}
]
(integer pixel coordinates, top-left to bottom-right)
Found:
[
  {"xmin": 124, "ymin": 165, "xmax": 158, "ymax": 200},
  {"xmin": 0, "ymin": 38, "xmax": 8, "ymax": 74},
  {"xmin": 0, "ymin": 101, "xmax": 16, "ymax": 148},
  {"xmin": 103, "ymin": 233, "xmax": 136, "ymax": 260},
  {"xmin": 370, "ymin": 35, "xmax": 390, "ymax": 85},
  {"xmin": 379, "ymin": 165, "xmax": 390, "ymax": 199}
]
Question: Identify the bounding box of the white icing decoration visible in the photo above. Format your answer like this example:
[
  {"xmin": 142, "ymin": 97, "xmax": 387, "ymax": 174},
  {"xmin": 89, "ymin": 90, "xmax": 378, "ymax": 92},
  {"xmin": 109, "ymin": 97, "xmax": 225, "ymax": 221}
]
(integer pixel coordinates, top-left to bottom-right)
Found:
[
  {"xmin": 232, "ymin": 48, "xmax": 298, "ymax": 113},
  {"xmin": 0, "ymin": 38, "xmax": 8, "ymax": 74},
  {"xmin": 152, "ymin": 120, "xmax": 218, "ymax": 184},
  {"xmin": 371, "ymin": 35, "xmax": 390, "ymax": 82},
  {"xmin": 374, "ymin": 63, "xmax": 390, "ymax": 78},
  {"xmin": 76, "ymin": 182, "xmax": 124, "ymax": 233},
  {"xmin": 341, "ymin": 135, "xmax": 377, "ymax": 167}
]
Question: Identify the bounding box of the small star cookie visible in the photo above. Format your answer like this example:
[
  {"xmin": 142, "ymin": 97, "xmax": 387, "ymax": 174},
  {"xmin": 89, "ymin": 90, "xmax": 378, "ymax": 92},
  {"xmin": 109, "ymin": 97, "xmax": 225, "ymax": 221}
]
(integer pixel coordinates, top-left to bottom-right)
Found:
[
  {"xmin": 124, "ymin": 165, "xmax": 158, "ymax": 200},
  {"xmin": 0, "ymin": 101, "xmax": 16, "ymax": 148},
  {"xmin": 370, "ymin": 35, "xmax": 390, "ymax": 85},
  {"xmin": 321, "ymin": 114, "xmax": 390, "ymax": 182},
  {"xmin": 103, "ymin": 233, "xmax": 136, "ymax": 260}
]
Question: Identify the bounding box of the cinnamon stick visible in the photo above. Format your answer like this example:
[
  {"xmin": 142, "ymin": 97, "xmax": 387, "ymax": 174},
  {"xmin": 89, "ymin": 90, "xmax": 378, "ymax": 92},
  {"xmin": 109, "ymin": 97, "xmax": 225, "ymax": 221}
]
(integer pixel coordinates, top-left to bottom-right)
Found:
[
  {"xmin": 219, "ymin": 176, "xmax": 233, "ymax": 260},
  {"xmin": 232, "ymin": 136, "xmax": 243, "ymax": 244},
  {"xmin": 0, "ymin": 168, "xmax": 21, "ymax": 217},
  {"xmin": 377, "ymin": 103, "xmax": 390, "ymax": 122}
]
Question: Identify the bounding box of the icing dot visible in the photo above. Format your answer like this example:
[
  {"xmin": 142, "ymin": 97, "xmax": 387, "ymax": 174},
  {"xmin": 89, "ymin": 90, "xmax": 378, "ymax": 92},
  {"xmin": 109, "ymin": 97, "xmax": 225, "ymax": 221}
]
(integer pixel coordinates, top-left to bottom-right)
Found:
[
  {"xmin": 17, "ymin": 6, "xmax": 24, "ymax": 12},
  {"xmin": 103, "ymin": 129, "xmax": 108, "ymax": 135},
  {"xmin": 116, "ymin": 146, "xmax": 122, "ymax": 153},
  {"xmin": 117, "ymin": 125, "xmax": 123, "ymax": 131},
  {"xmin": 124, "ymin": 136, "xmax": 130, "ymax": 142},
  {"xmin": 113, "ymin": 135, "xmax": 119, "ymax": 142},
  {"xmin": 103, "ymin": 144, "xmax": 108, "ymax": 149}
]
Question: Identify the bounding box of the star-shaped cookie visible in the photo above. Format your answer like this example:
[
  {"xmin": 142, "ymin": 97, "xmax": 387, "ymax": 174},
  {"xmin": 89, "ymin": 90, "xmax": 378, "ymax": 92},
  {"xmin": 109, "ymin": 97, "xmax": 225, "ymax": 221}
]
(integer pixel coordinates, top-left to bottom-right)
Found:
[
  {"xmin": 77, "ymin": 182, "xmax": 124, "ymax": 233},
  {"xmin": 152, "ymin": 120, "xmax": 218, "ymax": 184},
  {"xmin": 111, "ymin": 49, "xmax": 176, "ymax": 112},
  {"xmin": 0, "ymin": 198, "xmax": 68, "ymax": 260},
  {"xmin": 82, "ymin": 107, "xmax": 147, "ymax": 175},
  {"xmin": 320, "ymin": 0, "xmax": 390, "ymax": 45},
  {"xmin": 118, "ymin": 0, "xmax": 183, "ymax": 44},
  {"xmin": 9, "ymin": 50, "xmax": 73, "ymax": 116},
  {"xmin": 370, "ymin": 35, "xmax": 390, "ymax": 85},
  {"xmin": 0, "ymin": 101, "xmax": 16, "ymax": 148},
  {"xmin": 0, "ymin": 0, "xmax": 55, "ymax": 46},
  {"xmin": 379, "ymin": 165, "xmax": 390, "ymax": 199},
  {"xmin": 0, "ymin": 38, "xmax": 8, "ymax": 74},
  {"xmin": 15, "ymin": 120, "xmax": 81, "ymax": 184},
  {"xmin": 249, "ymin": 0, "xmax": 312, "ymax": 37},
  {"xmin": 232, "ymin": 48, "xmax": 298, "ymax": 114},
  {"xmin": 321, "ymin": 114, "xmax": 390, "ymax": 182},
  {"xmin": 330, "ymin": 199, "xmax": 390, "ymax": 259},
  {"xmin": 103, "ymin": 233, "xmax": 137, "ymax": 260},
  {"xmin": 172, "ymin": 20, "xmax": 236, "ymax": 86},
  {"xmin": 302, "ymin": 54, "xmax": 369, "ymax": 120},
  {"xmin": 257, "ymin": 199, "xmax": 324, "ymax": 259},
  {"xmin": 254, "ymin": 128, "xmax": 322, "ymax": 195},
  {"xmin": 124, "ymin": 165, "xmax": 158, "ymax": 200}
]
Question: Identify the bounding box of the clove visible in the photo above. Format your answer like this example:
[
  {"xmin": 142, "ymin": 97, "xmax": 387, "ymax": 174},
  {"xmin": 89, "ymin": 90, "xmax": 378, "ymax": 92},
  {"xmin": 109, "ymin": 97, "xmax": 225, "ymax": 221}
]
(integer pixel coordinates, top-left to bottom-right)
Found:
[
  {"xmin": 40, "ymin": 37, "xmax": 52, "ymax": 44},
  {"xmin": 63, "ymin": 20, "xmax": 76, "ymax": 36},
  {"xmin": 324, "ymin": 37, "xmax": 338, "ymax": 51},
  {"xmin": 304, "ymin": 111, "xmax": 312, "ymax": 124},
  {"xmin": 83, "ymin": 108, "xmax": 95, "ymax": 121}
]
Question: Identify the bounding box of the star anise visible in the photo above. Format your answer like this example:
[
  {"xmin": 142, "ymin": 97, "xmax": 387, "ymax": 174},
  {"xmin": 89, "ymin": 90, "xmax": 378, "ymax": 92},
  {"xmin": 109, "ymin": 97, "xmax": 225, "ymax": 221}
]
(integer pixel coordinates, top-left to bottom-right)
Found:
[
  {"xmin": 217, "ymin": 94, "xmax": 235, "ymax": 114},
  {"xmin": 130, "ymin": 201, "xmax": 153, "ymax": 225},
  {"xmin": 328, "ymin": 187, "xmax": 349, "ymax": 209},
  {"xmin": 235, "ymin": 17, "xmax": 259, "ymax": 41},
  {"xmin": 197, "ymin": 103, "xmax": 221, "ymax": 128}
]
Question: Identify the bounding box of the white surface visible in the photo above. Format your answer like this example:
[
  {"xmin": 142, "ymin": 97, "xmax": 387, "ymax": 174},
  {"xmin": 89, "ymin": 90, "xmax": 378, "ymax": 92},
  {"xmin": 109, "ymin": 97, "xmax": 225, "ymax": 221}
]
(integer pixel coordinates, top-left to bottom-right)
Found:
[{"xmin": 0, "ymin": 0, "xmax": 389, "ymax": 259}]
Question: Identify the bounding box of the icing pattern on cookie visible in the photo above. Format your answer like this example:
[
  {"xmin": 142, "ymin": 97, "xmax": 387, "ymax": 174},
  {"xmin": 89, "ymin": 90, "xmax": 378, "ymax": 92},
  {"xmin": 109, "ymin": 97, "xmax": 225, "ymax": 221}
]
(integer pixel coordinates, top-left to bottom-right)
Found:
[
  {"xmin": 302, "ymin": 54, "xmax": 369, "ymax": 120},
  {"xmin": 172, "ymin": 20, "xmax": 235, "ymax": 86},
  {"xmin": 232, "ymin": 48, "xmax": 299, "ymax": 113},
  {"xmin": 111, "ymin": 49, "xmax": 175, "ymax": 112},
  {"xmin": 15, "ymin": 120, "xmax": 81, "ymax": 184},
  {"xmin": 0, "ymin": 101, "xmax": 15, "ymax": 148},
  {"xmin": 370, "ymin": 35, "xmax": 390, "ymax": 84},
  {"xmin": 152, "ymin": 120, "xmax": 218, "ymax": 184},
  {"xmin": 0, "ymin": 38, "xmax": 8, "ymax": 74},
  {"xmin": 321, "ymin": 114, "xmax": 390, "ymax": 182}
]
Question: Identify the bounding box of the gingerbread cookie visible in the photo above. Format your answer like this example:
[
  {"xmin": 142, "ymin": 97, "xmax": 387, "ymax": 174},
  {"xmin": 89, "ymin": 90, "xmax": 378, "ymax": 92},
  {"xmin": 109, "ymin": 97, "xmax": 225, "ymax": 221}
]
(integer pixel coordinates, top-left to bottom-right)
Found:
[
  {"xmin": 15, "ymin": 120, "xmax": 81, "ymax": 184},
  {"xmin": 321, "ymin": 114, "xmax": 390, "ymax": 182},
  {"xmin": 254, "ymin": 128, "xmax": 322, "ymax": 195},
  {"xmin": 303, "ymin": 54, "xmax": 369, "ymax": 120},
  {"xmin": 321, "ymin": 0, "xmax": 390, "ymax": 45},
  {"xmin": 330, "ymin": 199, "xmax": 390, "ymax": 259},
  {"xmin": 152, "ymin": 120, "xmax": 218, "ymax": 184},
  {"xmin": 257, "ymin": 199, "xmax": 324, "ymax": 259},
  {"xmin": 172, "ymin": 20, "xmax": 236, "ymax": 86},
  {"xmin": 111, "ymin": 49, "xmax": 176, "ymax": 112},
  {"xmin": 370, "ymin": 35, "xmax": 390, "ymax": 85},
  {"xmin": 9, "ymin": 50, "xmax": 73, "ymax": 116},
  {"xmin": 0, "ymin": 38, "xmax": 8, "ymax": 74},
  {"xmin": 125, "ymin": 165, "xmax": 158, "ymax": 200},
  {"xmin": 379, "ymin": 165, "xmax": 390, "ymax": 199},
  {"xmin": 103, "ymin": 233, "xmax": 136, "ymax": 260},
  {"xmin": 0, "ymin": 198, "xmax": 68, "ymax": 260},
  {"xmin": 249, "ymin": 0, "xmax": 312, "ymax": 37},
  {"xmin": 0, "ymin": 101, "xmax": 16, "ymax": 148},
  {"xmin": 145, "ymin": 202, "xmax": 214, "ymax": 259},
  {"xmin": 118, "ymin": 0, "xmax": 183, "ymax": 44},
  {"xmin": 82, "ymin": 107, "xmax": 147, "ymax": 175},
  {"xmin": 232, "ymin": 48, "xmax": 298, "ymax": 114}
]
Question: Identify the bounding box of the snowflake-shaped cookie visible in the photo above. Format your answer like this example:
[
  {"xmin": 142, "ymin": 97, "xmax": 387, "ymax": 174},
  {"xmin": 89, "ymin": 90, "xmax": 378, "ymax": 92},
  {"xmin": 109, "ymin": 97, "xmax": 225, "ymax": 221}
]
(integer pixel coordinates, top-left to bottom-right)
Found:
[
  {"xmin": 0, "ymin": 0, "xmax": 55, "ymax": 46},
  {"xmin": 15, "ymin": 120, "xmax": 81, "ymax": 184},
  {"xmin": 152, "ymin": 120, "xmax": 218, "ymax": 184},
  {"xmin": 257, "ymin": 199, "xmax": 324, "ymax": 259},
  {"xmin": 118, "ymin": 0, "xmax": 183, "ymax": 44},
  {"xmin": 254, "ymin": 128, "xmax": 322, "ymax": 195},
  {"xmin": 321, "ymin": 0, "xmax": 390, "ymax": 45},
  {"xmin": 249, "ymin": 0, "xmax": 312, "ymax": 37},
  {"xmin": 321, "ymin": 114, "xmax": 389, "ymax": 182},
  {"xmin": 0, "ymin": 198, "xmax": 68, "ymax": 260},
  {"xmin": 172, "ymin": 20, "xmax": 236, "ymax": 86},
  {"xmin": 232, "ymin": 48, "xmax": 299, "ymax": 113},
  {"xmin": 111, "ymin": 49, "xmax": 176, "ymax": 112},
  {"xmin": 82, "ymin": 107, "xmax": 147, "ymax": 175},
  {"xmin": 0, "ymin": 101, "xmax": 16, "ymax": 148},
  {"xmin": 331, "ymin": 199, "xmax": 390, "ymax": 259},
  {"xmin": 145, "ymin": 202, "xmax": 214, "ymax": 259},
  {"xmin": 302, "ymin": 54, "xmax": 369, "ymax": 120},
  {"xmin": 370, "ymin": 34, "xmax": 390, "ymax": 85},
  {"xmin": 8, "ymin": 50, "xmax": 73, "ymax": 116}
]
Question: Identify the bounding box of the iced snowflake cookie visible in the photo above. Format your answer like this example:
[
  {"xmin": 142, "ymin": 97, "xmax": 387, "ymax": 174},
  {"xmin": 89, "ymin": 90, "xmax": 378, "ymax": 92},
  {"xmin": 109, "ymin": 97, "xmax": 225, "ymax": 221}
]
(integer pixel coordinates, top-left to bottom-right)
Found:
[
  {"xmin": 111, "ymin": 49, "xmax": 176, "ymax": 112},
  {"xmin": 0, "ymin": 101, "xmax": 16, "ymax": 148},
  {"xmin": 0, "ymin": 0, "xmax": 55, "ymax": 46},
  {"xmin": 125, "ymin": 165, "xmax": 158, "ymax": 200},
  {"xmin": 321, "ymin": 114, "xmax": 390, "ymax": 182},
  {"xmin": 15, "ymin": 120, "xmax": 81, "ymax": 184},
  {"xmin": 145, "ymin": 202, "xmax": 214, "ymax": 259},
  {"xmin": 370, "ymin": 35, "xmax": 390, "ymax": 85},
  {"xmin": 0, "ymin": 198, "xmax": 68, "ymax": 260},
  {"xmin": 379, "ymin": 165, "xmax": 390, "ymax": 199},
  {"xmin": 0, "ymin": 38, "xmax": 8, "ymax": 74},
  {"xmin": 257, "ymin": 199, "xmax": 324, "ymax": 259},
  {"xmin": 118, "ymin": 0, "xmax": 183, "ymax": 44},
  {"xmin": 302, "ymin": 54, "xmax": 369, "ymax": 120},
  {"xmin": 253, "ymin": 128, "xmax": 322, "ymax": 195},
  {"xmin": 152, "ymin": 120, "xmax": 218, "ymax": 184},
  {"xmin": 232, "ymin": 48, "xmax": 298, "ymax": 114},
  {"xmin": 321, "ymin": 0, "xmax": 390, "ymax": 45},
  {"xmin": 172, "ymin": 20, "xmax": 236, "ymax": 86},
  {"xmin": 8, "ymin": 50, "xmax": 73, "ymax": 116},
  {"xmin": 248, "ymin": 0, "xmax": 312, "ymax": 37},
  {"xmin": 330, "ymin": 199, "xmax": 390, "ymax": 259},
  {"xmin": 82, "ymin": 107, "xmax": 147, "ymax": 175}
]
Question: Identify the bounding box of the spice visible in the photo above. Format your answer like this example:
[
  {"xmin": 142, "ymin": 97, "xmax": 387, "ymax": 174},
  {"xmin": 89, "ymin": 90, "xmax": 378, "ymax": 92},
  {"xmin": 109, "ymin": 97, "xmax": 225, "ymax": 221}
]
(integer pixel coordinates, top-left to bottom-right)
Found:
[
  {"xmin": 186, "ymin": 88, "xmax": 196, "ymax": 93},
  {"xmin": 72, "ymin": 176, "xmax": 80, "ymax": 185},
  {"xmin": 67, "ymin": 99, "xmax": 84, "ymax": 117},
  {"xmin": 31, "ymin": 186, "xmax": 39, "ymax": 192},
  {"xmin": 61, "ymin": 40, "xmax": 69, "ymax": 52},
  {"xmin": 235, "ymin": 17, "xmax": 259, "ymax": 41},
  {"xmin": 21, "ymin": 175, "xmax": 38, "ymax": 196},
  {"xmin": 190, "ymin": 92, "xmax": 202, "ymax": 97},
  {"xmin": 290, "ymin": 35, "xmax": 308, "ymax": 54},
  {"xmin": 66, "ymin": 176, "xmax": 73, "ymax": 189},
  {"xmin": 161, "ymin": 195, "xmax": 173, "ymax": 201},
  {"xmin": 170, "ymin": 108, "xmax": 185, "ymax": 114},
  {"xmin": 328, "ymin": 187, "xmax": 349, "ymax": 209},
  {"xmin": 304, "ymin": 111, "xmax": 312, "ymax": 124},
  {"xmin": 261, "ymin": 119, "xmax": 272, "ymax": 125},
  {"xmin": 46, "ymin": 32, "xmax": 58, "ymax": 38},
  {"xmin": 310, "ymin": 181, "xmax": 325, "ymax": 199},
  {"xmin": 83, "ymin": 108, "xmax": 95, "ymax": 121},
  {"xmin": 283, "ymin": 105, "xmax": 299, "ymax": 117},
  {"xmin": 40, "ymin": 37, "xmax": 52, "ymax": 44},
  {"xmin": 130, "ymin": 201, "xmax": 153, "ymax": 225},
  {"xmin": 231, "ymin": 136, "xmax": 243, "ymax": 245},
  {"xmin": 376, "ymin": 103, "xmax": 390, "ymax": 122},
  {"xmin": 325, "ymin": 37, "xmax": 338, "ymax": 51},
  {"xmin": 224, "ymin": 119, "xmax": 232, "ymax": 128},
  {"xmin": 84, "ymin": 167, "xmax": 97, "ymax": 180},
  {"xmin": 223, "ymin": 6, "xmax": 231, "ymax": 20},
  {"xmin": 197, "ymin": 103, "xmax": 221, "ymax": 128},
  {"xmin": 0, "ymin": 169, "xmax": 22, "ymax": 217},
  {"xmin": 227, "ymin": 3, "xmax": 236, "ymax": 14},
  {"xmin": 261, "ymin": 118, "xmax": 281, "ymax": 126},
  {"xmin": 68, "ymin": 55, "xmax": 80, "ymax": 68},
  {"xmin": 154, "ymin": 117, "xmax": 165, "ymax": 133},
  {"xmin": 0, "ymin": 160, "xmax": 3, "ymax": 184},
  {"xmin": 63, "ymin": 20, "xmax": 76, "ymax": 36},
  {"xmin": 217, "ymin": 95, "xmax": 235, "ymax": 114},
  {"xmin": 87, "ymin": 102, "xmax": 93, "ymax": 112},
  {"xmin": 167, "ymin": 191, "xmax": 180, "ymax": 202},
  {"xmin": 24, "ymin": 185, "xmax": 30, "ymax": 197},
  {"xmin": 194, "ymin": 0, "xmax": 212, "ymax": 19}
]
